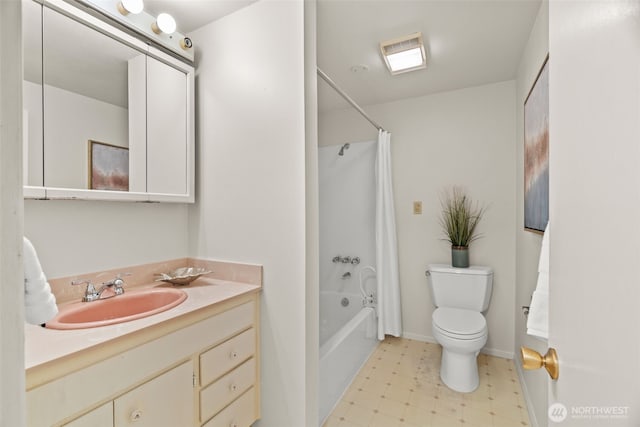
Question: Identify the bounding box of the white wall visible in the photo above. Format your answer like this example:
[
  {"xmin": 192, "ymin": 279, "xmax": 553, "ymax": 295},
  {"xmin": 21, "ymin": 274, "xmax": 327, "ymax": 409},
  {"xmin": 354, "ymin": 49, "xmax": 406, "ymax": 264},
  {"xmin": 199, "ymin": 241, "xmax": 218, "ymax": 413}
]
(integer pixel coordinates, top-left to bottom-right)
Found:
[
  {"xmin": 320, "ymin": 81, "xmax": 517, "ymax": 358},
  {"xmin": 318, "ymin": 141, "xmax": 376, "ymax": 298},
  {"xmin": 514, "ymin": 2, "xmax": 548, "ymax": 427},
  {"xmin": 188, "ymin": 0, "xmax": 309, "ymax": 425},
  {"xmin": 42, "ymin": 84, "xmax": 128, "ymax": 189},
  {"xmin": 24, "ymin": 200, "xmax": 188, "ymax": 279}
]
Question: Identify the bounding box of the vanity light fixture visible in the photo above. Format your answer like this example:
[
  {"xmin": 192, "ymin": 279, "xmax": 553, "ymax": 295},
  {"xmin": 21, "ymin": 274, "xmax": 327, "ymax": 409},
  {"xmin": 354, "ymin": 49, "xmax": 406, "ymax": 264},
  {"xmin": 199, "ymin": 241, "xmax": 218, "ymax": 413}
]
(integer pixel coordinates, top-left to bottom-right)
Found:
[
  {"xmin": 152, "ymin": 13, "xmax": 177, "ymax": 35},
  {"xmin": 380, "ymin": 32, "xmax": 427, "ymax": 75},
  {"xmin": 117, "ymin": 0, "xmax": 144, "ymax": 15},
  {"xmin": 82, "ymin": 0, "xmax": 193, "ymax": 61}
]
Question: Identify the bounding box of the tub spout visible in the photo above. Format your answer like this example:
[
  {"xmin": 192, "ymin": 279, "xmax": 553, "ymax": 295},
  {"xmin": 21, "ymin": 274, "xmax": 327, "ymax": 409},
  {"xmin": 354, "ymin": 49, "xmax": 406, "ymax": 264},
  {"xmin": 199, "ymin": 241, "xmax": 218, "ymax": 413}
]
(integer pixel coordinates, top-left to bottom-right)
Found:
[{"xmin": 341, "ymin": 272, "xmax": 351, "ymax": 279}]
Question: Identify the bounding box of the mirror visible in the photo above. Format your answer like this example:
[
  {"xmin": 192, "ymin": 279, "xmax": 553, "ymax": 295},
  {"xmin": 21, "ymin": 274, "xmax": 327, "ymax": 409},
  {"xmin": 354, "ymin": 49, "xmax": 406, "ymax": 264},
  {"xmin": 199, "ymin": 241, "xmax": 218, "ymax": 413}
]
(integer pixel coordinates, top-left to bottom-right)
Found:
[
  {"xmin": 23, "ymin": 0, "xmax": 43, "ymax": 188},
  {"xmin": 22, "ymin": 0, "xmax": 194, "ymax": 201},
  {"xmin": 43, "ymin": 6, "xmax": 141, "ymax": 191}
]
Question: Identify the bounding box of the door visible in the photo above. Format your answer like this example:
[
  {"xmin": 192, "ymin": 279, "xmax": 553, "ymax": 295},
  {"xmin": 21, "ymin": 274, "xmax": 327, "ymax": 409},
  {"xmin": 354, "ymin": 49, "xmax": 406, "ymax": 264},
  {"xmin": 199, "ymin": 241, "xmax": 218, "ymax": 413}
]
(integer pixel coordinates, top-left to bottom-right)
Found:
[
  {"xmin": 146, "ymin": 55, "xmax": 188, "ymax": 196},
  {"xmin": 548, "ymin": 0, "xmax": 640, "ymax": 425},
  {"xmin": 114, "ymin": 361, "xmax": 194, "ymax": 426}
]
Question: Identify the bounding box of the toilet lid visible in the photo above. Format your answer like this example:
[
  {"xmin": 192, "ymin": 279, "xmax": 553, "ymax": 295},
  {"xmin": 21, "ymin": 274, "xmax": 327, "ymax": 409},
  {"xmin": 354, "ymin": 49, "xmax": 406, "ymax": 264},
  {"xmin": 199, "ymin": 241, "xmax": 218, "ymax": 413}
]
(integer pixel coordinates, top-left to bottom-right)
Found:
[{"xmin": 433, "ymin": 307, "xmax": 486, "ymax": 337}]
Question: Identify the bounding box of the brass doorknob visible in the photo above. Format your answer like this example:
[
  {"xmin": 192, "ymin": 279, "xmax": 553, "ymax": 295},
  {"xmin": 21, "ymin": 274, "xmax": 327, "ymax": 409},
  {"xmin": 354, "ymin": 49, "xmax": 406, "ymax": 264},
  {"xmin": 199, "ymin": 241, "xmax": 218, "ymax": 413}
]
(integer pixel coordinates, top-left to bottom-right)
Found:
[{"xmin": 520, "ymin": 346, "xmax": 559, "ymax": 380}]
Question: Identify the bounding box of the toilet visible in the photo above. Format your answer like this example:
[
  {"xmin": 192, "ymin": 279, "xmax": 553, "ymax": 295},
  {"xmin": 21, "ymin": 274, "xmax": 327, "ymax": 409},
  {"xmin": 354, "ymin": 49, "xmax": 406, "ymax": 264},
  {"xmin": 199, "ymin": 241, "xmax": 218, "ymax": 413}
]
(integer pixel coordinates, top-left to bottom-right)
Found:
[{"xmin": 427, "ymin": 264, "xmax": 493, "ymax": 393}]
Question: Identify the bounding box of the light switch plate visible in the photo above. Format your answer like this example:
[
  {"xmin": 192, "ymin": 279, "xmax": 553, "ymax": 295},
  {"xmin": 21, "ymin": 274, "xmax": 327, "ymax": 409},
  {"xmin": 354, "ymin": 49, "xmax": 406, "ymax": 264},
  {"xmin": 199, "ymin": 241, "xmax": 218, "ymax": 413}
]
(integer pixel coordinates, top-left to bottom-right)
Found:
[{"xmin": 413, "ymin": 201, "xmax": 422, "ymax": 215}]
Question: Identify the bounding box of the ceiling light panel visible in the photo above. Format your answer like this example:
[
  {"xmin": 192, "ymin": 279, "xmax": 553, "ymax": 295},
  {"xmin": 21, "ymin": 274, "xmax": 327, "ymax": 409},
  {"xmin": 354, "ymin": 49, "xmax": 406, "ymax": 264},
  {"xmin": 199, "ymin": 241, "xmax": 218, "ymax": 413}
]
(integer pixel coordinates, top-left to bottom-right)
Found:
[{"xmin": 380, "ymin": 32, "xmax": 426, "ymax": 75}]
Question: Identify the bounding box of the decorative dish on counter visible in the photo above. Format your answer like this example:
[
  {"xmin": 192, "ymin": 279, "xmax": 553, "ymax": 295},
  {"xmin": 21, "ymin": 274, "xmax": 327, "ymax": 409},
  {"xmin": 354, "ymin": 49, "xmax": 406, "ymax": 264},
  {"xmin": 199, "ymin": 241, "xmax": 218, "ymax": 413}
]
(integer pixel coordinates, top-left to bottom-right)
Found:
[{"xmin": 155, "ymin": 267, "xmax": 212, "ymax": 286}]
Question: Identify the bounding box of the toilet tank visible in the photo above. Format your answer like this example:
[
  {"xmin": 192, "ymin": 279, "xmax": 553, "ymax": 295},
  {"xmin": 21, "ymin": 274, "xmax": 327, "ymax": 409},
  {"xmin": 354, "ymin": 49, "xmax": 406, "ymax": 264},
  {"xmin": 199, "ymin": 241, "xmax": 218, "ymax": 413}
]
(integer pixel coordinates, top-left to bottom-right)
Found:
[{"xmin": 427, "ymin": 264, "xmax": 493, "ymax": 311}]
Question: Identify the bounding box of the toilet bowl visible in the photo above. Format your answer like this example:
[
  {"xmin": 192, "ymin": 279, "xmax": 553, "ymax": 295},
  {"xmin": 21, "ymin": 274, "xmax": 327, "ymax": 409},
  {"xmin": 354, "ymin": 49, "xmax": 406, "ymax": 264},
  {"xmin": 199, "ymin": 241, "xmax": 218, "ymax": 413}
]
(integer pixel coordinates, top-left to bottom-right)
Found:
[
  {"xmin": 426, "ymin": 264, "xmax": 493, "ymax": 393},
  {"xmin": 432, "ymin": 307, "xmax": 487, "ymax": 392}
]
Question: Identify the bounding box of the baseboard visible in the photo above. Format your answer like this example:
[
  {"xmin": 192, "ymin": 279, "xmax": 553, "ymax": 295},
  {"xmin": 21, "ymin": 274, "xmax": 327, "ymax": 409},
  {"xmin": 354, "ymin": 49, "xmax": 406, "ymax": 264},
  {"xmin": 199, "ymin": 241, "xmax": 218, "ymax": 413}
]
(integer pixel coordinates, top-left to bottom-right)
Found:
[
  {"xmin": 401, "ymin": 332, "xmax": 515, "ymax": 359},
  {"xmin": 402, "ymin": 332, "xmax": 437, "ymax": 343},
  {"xmin": 515, "ymin": 359, "xmax": 541, "ymax": 427},
  {"xmin": 482, "ymin": 347, "xmax": 514, "ymax": 359}
]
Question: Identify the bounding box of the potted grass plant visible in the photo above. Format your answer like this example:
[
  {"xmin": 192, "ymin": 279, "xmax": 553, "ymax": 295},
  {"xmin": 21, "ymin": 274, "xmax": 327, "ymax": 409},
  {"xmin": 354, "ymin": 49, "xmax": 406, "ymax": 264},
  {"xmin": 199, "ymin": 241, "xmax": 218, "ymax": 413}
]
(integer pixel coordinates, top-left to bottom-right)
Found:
[{"xmin": 439, "ymin": 187, "xmax": 485, "ymax": 268}]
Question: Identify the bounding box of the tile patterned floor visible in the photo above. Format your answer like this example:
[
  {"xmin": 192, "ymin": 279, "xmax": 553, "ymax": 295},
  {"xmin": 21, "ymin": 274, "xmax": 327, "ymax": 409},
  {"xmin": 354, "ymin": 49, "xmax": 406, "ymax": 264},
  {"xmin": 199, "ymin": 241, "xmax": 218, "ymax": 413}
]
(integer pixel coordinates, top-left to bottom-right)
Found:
[{"xmin": 323, "ymin": 337, "xmax": 530, "ymax": 427}]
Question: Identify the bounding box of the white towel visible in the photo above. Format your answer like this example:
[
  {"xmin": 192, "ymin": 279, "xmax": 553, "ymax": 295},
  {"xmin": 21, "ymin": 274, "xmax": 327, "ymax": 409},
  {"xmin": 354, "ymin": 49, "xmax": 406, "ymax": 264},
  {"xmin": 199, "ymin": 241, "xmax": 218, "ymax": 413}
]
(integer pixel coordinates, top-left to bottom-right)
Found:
[
  {"xmin": 527, "ymin": 222, "xmax": 549, "ymax": 340},
  {"xmin": 23, "ymin": 237, "xmax": 58, "ymax": 325},
  {"xmin": 537, "ymin": 221, "xmax": 550, "ymax": 276}
]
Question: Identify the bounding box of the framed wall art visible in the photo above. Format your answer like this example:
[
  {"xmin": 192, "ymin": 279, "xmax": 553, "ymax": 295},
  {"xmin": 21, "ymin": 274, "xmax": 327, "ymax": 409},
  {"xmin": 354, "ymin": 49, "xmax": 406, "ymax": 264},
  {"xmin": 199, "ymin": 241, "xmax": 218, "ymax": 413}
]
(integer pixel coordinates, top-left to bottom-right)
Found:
[
  {"xmin": 524, "ymin": 56, "xmax": 549, "ymax": 233},
  {"xmin": 89, "ymin": 140, "xmax": 129, "ymax": 191}
]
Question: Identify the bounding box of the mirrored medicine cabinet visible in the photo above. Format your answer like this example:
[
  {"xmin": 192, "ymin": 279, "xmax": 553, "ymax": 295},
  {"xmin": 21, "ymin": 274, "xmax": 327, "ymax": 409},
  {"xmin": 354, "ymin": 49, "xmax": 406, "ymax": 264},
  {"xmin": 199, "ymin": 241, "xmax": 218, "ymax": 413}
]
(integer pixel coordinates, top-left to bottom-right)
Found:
[{"xmin": 23, "ymin": 0, "xmax": 194, "ymax": 202}]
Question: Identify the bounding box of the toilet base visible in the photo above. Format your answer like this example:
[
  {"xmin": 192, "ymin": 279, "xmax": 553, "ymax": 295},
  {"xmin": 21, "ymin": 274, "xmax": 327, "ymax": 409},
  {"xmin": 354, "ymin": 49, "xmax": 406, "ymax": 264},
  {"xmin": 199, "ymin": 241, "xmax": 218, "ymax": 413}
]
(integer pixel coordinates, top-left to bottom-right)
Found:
[{"xmin": 440, "ymin": 348, "xmax": 480, "ymax": 393}]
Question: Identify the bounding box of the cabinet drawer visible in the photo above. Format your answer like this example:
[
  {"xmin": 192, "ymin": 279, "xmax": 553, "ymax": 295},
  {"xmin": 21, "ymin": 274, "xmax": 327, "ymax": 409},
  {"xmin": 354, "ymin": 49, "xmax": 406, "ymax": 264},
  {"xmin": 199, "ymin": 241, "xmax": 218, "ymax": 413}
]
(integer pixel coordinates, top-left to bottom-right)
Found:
[
  {"xmin": 200, "ymin": 328, "xmax": 255, "ymax": 387},
  {"xmin": 63, "ymin": 402, "xmax": 113, "ymax": 427},
  {"xmin": 200, "ymin": 358, "xmax": 256, "ymax": 422},
  {"xmin": 202, "ymin": 387, "xmax": 257, "ymax": 427}
]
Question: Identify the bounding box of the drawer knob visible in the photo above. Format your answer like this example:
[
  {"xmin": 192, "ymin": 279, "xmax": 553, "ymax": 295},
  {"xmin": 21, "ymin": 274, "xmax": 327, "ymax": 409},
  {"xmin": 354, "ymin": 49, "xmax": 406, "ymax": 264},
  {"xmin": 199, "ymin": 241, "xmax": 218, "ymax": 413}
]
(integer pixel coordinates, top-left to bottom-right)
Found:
[
  {"xmin": 130, "ymin": 409, "xmax": 143, "ymax": 422},
  {"xmin": 229, "ymin": 383, "xmax": 238, "ymax": 392},
  {"xmin": 230, "ymin": 351, "xmax": 238, "ymax": 359}
]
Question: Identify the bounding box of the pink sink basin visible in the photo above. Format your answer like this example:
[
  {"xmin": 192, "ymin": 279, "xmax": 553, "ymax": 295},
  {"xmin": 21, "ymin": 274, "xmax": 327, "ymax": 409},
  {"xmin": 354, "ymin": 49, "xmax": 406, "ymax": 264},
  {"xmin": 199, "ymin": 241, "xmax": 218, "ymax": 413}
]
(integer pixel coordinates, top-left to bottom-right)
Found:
[{"xmin": 46, "ymin": 288, "xmax": 187, "ymax": 330}]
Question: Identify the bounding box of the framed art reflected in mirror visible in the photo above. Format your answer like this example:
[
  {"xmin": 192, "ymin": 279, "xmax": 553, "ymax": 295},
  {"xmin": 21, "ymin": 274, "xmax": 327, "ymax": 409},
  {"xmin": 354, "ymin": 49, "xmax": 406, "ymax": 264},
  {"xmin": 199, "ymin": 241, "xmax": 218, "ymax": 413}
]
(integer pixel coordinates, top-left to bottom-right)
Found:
[{"xmin": 89, "ymin": 140, "xmax": 129, "ymax": 192}]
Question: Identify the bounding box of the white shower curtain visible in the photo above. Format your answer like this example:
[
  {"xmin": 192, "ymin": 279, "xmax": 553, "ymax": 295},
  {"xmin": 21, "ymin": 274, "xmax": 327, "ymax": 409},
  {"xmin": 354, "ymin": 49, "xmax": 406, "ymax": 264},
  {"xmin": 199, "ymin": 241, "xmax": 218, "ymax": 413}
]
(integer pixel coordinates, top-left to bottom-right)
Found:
[{"xmin": 375, "ymin": 129, "xmax": 402, "ymax": 340}]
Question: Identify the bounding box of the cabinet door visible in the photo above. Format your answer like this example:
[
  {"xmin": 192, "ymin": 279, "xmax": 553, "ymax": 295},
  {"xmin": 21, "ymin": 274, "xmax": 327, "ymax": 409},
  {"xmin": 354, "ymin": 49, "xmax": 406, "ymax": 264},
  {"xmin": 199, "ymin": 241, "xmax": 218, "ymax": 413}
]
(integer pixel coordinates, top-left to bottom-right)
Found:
[
  {"xmin": 146, "ymin": 56, "xmax": 188, "ymax": 196},
  {"xmin": 64, "ymin": 402, "xmax": 113, "ymax": 427},
  {"xmin": 114, "ymin": 361, "xmax": 194, "ymax": 427}
]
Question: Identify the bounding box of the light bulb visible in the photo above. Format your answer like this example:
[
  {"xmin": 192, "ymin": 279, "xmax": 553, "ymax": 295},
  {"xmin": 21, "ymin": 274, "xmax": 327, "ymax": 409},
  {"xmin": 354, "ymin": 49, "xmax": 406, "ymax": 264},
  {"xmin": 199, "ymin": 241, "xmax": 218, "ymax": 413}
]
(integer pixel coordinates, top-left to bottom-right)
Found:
[
  {"xmin": 152, "ymin": 13, "xmax": 177, "ymax": 35},
  {"xmin": 117, "ymin": 0, "xmax": 144, "ymax": 15}
]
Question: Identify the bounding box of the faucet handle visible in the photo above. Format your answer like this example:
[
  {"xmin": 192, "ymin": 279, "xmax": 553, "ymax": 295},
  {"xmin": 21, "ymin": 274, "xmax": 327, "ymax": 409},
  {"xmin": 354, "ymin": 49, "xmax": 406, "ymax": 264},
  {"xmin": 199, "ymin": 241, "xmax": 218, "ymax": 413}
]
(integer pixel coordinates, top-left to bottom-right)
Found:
[
  {"xmin": 104, "ymin": 273, "xmax": 130, "ymax": 295},
  {"xmin": 71, "ymin": 280, "xmax": 99, "ymax": 302},
  {"xmin": 71, "ymin": 279, "xmax": 95, "ymax": 291}
]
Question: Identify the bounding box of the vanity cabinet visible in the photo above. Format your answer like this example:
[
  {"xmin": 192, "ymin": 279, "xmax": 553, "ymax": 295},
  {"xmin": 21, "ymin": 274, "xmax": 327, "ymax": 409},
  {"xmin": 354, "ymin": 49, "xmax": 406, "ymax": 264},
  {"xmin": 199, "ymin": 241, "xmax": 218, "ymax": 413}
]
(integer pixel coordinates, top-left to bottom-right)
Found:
[
  {"xmin": 27, "ymin": 295, "xmax": 260, "ymax": 427},
  {"xmin": 64, "ymin": 402, "xmax": 113, "ymax": 427}
]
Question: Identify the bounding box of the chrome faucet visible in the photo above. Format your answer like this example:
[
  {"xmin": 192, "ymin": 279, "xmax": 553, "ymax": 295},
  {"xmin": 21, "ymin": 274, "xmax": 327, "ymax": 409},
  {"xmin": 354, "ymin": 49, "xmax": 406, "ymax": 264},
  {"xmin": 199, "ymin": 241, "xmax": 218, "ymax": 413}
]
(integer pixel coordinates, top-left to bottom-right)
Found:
[
  {"xmin": 100, "ymin": 277, "xmax": 126, "ymax": 297},
  {"xmin": 72, "ymin": 275, "xmax": 127, "ymax": 302}
]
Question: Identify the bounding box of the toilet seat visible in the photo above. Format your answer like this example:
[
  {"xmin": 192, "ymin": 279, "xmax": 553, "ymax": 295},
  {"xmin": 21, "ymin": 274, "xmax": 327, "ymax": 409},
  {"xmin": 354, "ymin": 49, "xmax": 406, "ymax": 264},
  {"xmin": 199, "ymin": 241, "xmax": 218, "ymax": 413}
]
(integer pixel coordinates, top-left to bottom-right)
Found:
[{"xmin": 433, "ymin": 307, "xmax": 486, "ymax": 340}]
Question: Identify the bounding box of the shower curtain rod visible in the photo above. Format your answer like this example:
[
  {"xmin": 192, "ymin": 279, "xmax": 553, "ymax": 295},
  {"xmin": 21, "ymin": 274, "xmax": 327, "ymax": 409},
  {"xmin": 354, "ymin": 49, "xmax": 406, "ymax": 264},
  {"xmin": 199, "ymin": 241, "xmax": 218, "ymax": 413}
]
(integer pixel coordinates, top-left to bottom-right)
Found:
[{"xmin": 317, "ymin": 67, "xmax": 386, "ymax": 133}]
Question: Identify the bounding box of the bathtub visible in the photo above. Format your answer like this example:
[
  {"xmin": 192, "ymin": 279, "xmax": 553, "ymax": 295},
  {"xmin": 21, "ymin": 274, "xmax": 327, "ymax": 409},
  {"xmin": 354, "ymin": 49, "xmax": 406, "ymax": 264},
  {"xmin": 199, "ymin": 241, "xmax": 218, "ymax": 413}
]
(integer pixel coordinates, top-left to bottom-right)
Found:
[{"xmin": 319, "ymin": 291, "xmax": 378, "ymax": 424}]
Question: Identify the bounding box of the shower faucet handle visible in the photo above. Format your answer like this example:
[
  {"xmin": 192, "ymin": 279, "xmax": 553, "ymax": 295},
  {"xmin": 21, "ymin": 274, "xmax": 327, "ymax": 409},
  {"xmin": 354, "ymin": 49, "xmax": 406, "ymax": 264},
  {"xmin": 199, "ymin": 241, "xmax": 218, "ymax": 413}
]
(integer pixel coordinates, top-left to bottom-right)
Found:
[
  {"xmin": 351, "ymin": 257, "xmax": 360, "ymax": 265},
  {"xmin": 341, "ymin": 256, "xmax": 352, "ymax": 263},
  {"xmin": 332, "ymin": 256, "xmax": 342, "ymax": 263}
]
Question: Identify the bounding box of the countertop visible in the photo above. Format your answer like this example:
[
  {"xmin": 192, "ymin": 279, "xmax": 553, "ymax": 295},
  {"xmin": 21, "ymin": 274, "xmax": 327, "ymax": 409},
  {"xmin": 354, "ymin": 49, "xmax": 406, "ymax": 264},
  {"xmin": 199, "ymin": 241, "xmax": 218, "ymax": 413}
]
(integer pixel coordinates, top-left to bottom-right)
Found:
[{"xmin": 25, "ymin": 278, "xmax": 260, "ymax": 373}]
